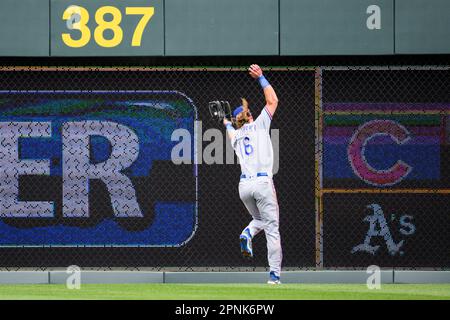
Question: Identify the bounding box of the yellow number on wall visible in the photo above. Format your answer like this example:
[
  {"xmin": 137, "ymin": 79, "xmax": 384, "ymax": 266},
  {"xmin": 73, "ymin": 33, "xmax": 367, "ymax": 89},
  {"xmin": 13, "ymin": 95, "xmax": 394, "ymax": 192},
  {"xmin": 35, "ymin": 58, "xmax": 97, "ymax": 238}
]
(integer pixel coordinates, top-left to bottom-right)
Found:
[
  {"xmin": 62, "ymin": 5, "xmax": 155, "ymax": 48},
  {"xmin": 94, "ymin": 6, "xmax": 123, "ymax": 48},
  {"xmin": 125, "ymin": 7, "xmax": 155, "ymax": 47},
  {"xmin": 62, "ymin": 5, "xmax": 91, "ymax": 48}
]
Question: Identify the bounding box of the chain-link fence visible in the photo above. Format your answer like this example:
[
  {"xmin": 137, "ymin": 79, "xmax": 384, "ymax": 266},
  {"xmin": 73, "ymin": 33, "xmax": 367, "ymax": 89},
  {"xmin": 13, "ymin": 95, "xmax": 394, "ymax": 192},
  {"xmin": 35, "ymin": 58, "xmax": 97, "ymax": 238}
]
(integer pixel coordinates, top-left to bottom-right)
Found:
[
  {"xmin": 319, "ymin": 66, "xmax": 450, "ymax": 269},
  {"xmin": 0, "ymin": 67, "xmax": 315, "ymax": 270},
  {"xmin": 0, "ymin": 65, "xmax": 448, "ymax": 270}
]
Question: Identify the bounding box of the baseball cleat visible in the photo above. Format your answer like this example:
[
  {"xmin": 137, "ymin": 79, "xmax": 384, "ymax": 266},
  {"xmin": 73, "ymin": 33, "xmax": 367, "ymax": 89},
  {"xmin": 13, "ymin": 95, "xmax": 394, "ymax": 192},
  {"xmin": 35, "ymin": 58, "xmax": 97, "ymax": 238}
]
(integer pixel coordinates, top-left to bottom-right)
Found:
[
  {"xmin": 239, "ymin": 228, "xmax": 253, "ymax": 258},
  {"xmin": 267, "ymin": 271, "xmax": 281, "ymax": 285}
]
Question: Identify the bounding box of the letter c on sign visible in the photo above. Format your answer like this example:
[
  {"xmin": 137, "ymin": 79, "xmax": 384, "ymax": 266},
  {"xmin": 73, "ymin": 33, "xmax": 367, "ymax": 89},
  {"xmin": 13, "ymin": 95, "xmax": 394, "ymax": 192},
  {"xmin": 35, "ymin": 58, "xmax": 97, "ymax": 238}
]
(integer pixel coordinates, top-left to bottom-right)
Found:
[{"xmin": 347, "ymin": 120, "xmax": 412, "ymax": 186}]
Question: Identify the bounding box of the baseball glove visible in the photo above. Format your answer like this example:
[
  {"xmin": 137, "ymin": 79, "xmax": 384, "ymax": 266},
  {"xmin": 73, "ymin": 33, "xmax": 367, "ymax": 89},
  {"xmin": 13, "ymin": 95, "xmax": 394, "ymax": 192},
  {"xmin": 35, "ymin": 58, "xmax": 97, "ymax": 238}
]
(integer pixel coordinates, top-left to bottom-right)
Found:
[{"xmin": 208, "ymin": 100, "xmax": 231, "ymax": 122}]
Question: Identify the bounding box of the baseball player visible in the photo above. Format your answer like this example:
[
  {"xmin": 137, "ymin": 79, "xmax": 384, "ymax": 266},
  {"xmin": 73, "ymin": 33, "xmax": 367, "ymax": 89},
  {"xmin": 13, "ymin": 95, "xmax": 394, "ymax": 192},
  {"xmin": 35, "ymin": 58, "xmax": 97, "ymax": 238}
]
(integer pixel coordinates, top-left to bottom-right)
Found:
[{"xmin": 223, "ymin": 64, "xmax": 281, "ymax": 284}]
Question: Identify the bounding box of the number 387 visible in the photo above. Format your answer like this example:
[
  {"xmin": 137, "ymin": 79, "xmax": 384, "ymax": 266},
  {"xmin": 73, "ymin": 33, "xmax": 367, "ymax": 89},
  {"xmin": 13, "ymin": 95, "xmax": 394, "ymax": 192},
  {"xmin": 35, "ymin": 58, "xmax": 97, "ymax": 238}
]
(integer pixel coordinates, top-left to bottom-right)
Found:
[{"xmin": 62, "ymin": 5, "xmax": 154, "ymax": 48}]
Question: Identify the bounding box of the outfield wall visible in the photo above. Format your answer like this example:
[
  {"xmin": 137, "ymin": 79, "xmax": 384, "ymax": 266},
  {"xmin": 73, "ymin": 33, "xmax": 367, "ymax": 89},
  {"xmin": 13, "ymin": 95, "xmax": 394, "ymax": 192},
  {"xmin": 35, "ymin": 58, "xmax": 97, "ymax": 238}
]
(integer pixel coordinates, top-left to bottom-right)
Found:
[
  {"xmin": 0, "ymin": 65, "xmax": 448, "ymax": 270},
  {"xmin": 1, "ymin": 0, "xmax": 450, "ymax": 56},
  {"xmin": 0, "ymin": 270, "xmax": 449, "ymax": 284}
]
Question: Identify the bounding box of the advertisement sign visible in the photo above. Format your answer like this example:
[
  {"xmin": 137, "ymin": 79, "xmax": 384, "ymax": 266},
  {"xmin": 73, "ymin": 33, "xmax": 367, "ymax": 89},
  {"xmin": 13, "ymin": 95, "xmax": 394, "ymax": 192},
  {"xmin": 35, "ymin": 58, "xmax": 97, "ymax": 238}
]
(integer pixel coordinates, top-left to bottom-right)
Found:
[
  {"xmin": 323, "ymin": 193, "xmax": 450, "ymax": 267},
  {"xmin": 323, "ymin": 103, "xmax": 448, "ymax": 188},
  {"xmin": 0, "ymin": 91, "xmax": 197, "ymax": 246}
]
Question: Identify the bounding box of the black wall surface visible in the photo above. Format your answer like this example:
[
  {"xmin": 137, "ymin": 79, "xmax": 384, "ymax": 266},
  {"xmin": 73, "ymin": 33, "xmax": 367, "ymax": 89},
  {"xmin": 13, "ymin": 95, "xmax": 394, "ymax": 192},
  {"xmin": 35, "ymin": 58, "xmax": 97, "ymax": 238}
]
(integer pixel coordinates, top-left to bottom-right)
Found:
[
  {"xmin": 0, "ymin": 55, "xmax": 448, "ymax": 269},
  {"xmin": 0, "ymin": 68, "xmax": 316, "ymax": 268}
]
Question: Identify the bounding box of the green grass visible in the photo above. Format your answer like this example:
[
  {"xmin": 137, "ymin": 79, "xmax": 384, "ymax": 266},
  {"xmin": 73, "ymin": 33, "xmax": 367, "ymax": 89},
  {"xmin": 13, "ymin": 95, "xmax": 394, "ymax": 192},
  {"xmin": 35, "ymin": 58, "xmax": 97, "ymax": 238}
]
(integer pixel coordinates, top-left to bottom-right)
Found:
[{"xmin": 0, "ymin": 284, "xmax": 449, "ymax": 300}]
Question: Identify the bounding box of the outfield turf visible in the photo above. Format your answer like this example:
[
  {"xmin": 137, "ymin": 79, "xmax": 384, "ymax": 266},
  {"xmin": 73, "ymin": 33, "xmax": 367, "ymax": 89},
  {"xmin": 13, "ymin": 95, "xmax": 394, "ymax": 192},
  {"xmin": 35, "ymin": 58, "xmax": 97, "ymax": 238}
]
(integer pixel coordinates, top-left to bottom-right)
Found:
[{"xmin": 0, "ymin": 284, "xmax": 448, "ymax": 300}]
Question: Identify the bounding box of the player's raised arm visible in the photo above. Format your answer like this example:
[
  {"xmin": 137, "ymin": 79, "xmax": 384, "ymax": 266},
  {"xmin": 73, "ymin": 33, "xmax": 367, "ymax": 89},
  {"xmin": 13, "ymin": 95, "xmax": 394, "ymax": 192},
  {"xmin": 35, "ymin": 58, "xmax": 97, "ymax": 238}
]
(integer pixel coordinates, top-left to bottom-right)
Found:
[{"xmin": 248, "ymin": 64, "xmax": 279, "ymax": 116}]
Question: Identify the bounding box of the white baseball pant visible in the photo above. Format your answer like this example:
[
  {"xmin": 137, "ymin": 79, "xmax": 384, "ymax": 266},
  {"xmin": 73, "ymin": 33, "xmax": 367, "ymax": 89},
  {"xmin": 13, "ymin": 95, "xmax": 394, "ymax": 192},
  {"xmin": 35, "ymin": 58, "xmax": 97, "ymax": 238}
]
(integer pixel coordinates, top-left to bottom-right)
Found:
[{"xmin": 238, "ymin": 176, "xmax": 282, "ymax": 277}]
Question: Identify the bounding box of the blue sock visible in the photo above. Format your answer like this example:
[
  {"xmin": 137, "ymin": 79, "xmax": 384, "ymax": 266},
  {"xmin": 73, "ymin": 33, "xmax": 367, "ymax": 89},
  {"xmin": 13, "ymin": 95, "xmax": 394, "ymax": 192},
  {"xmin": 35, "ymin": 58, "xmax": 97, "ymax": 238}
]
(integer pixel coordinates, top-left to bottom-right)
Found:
[{"xmin": 270, "ymin": 271, "xmax": 280, "ymax": 280}]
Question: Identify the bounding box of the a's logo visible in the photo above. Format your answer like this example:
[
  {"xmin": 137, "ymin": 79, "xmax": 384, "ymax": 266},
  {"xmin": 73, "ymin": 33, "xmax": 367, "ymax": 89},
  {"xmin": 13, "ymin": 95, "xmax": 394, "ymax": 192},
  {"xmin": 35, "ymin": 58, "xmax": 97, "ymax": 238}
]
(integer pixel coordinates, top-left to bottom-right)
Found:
[
  {"xmin": 0, "ymin": 91, "xmax": 197, "ymax": 247},
  {"xmin": 352, "ymin": 203, "xmax": 415, "ymax": 256}
]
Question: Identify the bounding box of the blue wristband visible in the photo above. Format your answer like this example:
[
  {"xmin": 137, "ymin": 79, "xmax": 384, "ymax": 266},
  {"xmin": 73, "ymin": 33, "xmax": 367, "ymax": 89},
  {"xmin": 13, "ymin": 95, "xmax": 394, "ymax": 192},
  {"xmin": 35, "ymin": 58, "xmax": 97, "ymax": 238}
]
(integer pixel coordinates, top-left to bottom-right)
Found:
[
  {"xmin": 225, "ymin": 123, "xmax": 234, "ymax": 131},
  {"xmin": 258, "ymin": 75, "xmax": 270, "ymax": 89}
]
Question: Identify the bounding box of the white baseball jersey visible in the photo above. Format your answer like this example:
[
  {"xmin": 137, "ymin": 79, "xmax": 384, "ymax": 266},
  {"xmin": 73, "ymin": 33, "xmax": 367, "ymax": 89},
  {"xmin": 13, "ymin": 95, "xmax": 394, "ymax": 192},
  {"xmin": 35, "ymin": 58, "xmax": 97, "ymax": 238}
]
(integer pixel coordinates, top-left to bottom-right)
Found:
[
  {"xmin": 231, "ymin": 106, "xmax": 273, "ymax": 177},
  {"xmin": 230, "ymin": 106, "xmax": 282, "ymax": 277}
]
